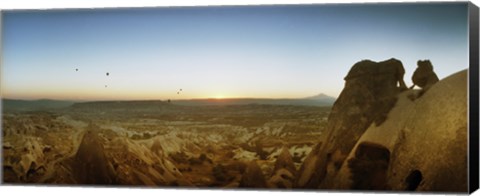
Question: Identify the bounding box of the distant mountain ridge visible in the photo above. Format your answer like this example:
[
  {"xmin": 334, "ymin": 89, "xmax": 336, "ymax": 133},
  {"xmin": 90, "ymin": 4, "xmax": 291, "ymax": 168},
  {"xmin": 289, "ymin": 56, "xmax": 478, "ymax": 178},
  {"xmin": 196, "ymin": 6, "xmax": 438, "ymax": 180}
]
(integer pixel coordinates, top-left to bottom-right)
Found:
[
  {"xmin": 304, "ymin": 93, "xmax": 337, "ymax": 102},
  {"xmin": 2, "ymin": 99, "xmax": 75, "ymax": 112},
  {"xmin": 2, "ymin": 93, "xmax": 336, "ymax": 111},
  {"xmin": 70, "ymin": 100, "xmax": 171, "ymax": 111},
  {"xmin": 173, "ymin": 94, "xmax": 336, "ymax": 107}
]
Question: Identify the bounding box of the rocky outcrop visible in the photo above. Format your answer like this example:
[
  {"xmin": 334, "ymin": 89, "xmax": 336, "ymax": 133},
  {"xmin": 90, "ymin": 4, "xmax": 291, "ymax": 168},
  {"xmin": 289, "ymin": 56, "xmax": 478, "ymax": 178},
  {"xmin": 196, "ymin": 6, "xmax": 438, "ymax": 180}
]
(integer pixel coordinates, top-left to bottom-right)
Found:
[
  {"xmin": 107, "ymin": 137, "xmax": 191, "ymax": 186},
  {"xmin": 295, "ymin": 61, "xmax": 466, "ymax": 193},
  {"xmin": 294, "ymin": 143, "xmax": 324, "ymax": 188},
  {"xmin": 273, "ymin": 147, "xmax": 296, "ymax": 175},
  {"xmin": 268, "ymin": 168, "xmax": 295, "ymax": 188},
  {"xmin": 388, "ymin": 70, "xmax": 467, "ymax": 192},
  {"xmin": 73, "ymin": 129, "xmax": 115, "ymax": 184},
  {"xmin": 296, "ymin": 58, "xmax": 408, "ymax": 188},
  {"xmin": 3, "ymin": 120, "xmax": 193, "ymax": 186},
  {"xmin": 410, "ymin": 60, "xmax": 439, "ymax": 91},
  {"xmin": 239, "ymin": 161, "xmax": 267, "ymax": 188},
  {"xmin": 2, "ymin": 137, "xmax": 46, "ymax": 182},
  {"xmin": 268, "ymin": 147, "xmax": 296, "ymax": 188},
  {"xmin": 331, "ymin": 70, "xmax": 468, "ymax": 192}
]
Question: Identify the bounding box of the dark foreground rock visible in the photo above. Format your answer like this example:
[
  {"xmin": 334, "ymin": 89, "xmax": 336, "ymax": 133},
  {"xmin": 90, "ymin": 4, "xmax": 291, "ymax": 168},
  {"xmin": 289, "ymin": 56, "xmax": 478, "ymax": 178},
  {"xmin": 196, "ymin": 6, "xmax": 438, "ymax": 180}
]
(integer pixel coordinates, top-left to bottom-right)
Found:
[
  {"xmin": 239, "ymin": 161, "xmax": 267, "ymax": 188},
  {"xmin": 296, "ymin": 58, "xmax": 407, "ymax": 188},
  {"xmin": 73, "ymin": 129, "xmax": 115, "ymax": 184},
  {"xmin": 268, "ymin": 147, "xmax": 297, "ymax": 188}
]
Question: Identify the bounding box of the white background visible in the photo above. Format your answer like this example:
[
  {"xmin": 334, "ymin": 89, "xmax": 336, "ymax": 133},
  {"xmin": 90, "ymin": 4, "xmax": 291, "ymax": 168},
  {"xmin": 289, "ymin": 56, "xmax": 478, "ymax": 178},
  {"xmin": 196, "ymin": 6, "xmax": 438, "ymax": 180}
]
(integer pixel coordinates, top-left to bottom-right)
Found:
[{"xmin": 0, "ymin": 0, "xmax": 479, "ymax": 195}]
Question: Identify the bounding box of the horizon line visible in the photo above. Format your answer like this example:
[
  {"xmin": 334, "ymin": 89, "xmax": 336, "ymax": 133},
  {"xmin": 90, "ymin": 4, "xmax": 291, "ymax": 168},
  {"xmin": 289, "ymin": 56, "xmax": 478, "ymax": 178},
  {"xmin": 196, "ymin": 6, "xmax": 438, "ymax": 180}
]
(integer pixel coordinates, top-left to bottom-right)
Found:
[{"xmin": 1, "ymin": 94, "xmax": 338, "ymax": 102}]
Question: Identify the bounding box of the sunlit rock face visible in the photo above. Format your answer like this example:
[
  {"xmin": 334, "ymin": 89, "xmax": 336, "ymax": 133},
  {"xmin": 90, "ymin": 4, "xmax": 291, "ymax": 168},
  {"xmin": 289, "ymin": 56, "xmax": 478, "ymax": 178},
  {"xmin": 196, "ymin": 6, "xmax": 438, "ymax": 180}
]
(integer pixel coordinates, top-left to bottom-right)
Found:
[
  {"xmin": 3, "ymin": 137, "xmax": 46, "ymax": 182},
  {"xmin": 386, "ymin": 70, "xmax": 468, "ymax": 192},
  {"xmin": 324, "ymin": 70, "xmax": 468, "ymax": 192},
  {"xmin": 296, "ymin": 58, "xmax": 407, "ymax": 188}
]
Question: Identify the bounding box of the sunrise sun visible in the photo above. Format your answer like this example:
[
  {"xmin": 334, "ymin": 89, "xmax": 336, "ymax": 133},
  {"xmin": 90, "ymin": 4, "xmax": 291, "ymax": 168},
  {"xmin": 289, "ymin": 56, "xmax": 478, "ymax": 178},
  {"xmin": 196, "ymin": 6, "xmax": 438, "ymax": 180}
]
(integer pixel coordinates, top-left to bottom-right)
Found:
[{"xmin": 213, "ymin": 94, "xmax": 225, "ymax": 99}]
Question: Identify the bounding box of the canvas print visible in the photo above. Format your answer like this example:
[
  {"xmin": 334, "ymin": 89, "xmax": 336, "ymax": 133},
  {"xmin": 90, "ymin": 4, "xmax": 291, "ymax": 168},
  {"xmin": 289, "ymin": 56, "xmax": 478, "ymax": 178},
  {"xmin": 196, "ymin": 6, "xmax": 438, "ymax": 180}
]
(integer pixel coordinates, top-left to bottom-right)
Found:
[{"xmin": 1, "ymin": 2, "xmax": 477, "ymax": 193}]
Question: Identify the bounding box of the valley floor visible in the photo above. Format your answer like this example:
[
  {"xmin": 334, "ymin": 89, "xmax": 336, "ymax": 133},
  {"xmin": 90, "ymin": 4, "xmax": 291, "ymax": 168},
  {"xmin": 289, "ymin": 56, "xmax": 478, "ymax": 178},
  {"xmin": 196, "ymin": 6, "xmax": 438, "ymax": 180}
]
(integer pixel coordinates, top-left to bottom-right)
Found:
[{"xmin": 2, "ymin": 104, "xmax": 330, "ymax": 188}]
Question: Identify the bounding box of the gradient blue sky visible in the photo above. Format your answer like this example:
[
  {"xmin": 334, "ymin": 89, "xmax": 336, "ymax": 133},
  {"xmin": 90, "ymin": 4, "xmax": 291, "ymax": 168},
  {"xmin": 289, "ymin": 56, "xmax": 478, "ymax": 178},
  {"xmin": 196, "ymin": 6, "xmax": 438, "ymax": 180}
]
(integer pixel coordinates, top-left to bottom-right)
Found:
[{"xmin": 1, "ymin": 3, "xmax": 469, "ymax": 100}]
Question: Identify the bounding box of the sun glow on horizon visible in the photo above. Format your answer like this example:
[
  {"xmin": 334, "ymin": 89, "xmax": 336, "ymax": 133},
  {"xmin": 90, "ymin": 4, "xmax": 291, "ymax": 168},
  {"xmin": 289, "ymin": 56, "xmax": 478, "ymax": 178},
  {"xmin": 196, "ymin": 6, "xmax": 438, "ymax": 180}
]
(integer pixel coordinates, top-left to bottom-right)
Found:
[{"xmin": 213, "ymin": 94, "xmax": 226, "ymax": 99}]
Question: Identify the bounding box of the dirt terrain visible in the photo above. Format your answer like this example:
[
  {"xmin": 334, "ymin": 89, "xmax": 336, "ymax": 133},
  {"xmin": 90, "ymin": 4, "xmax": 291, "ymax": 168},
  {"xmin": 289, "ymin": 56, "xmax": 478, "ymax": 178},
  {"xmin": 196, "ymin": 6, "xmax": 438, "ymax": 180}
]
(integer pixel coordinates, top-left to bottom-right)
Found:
[{"xmin": 2, "ymin": 103, "xmax": 330, "ymax": 187}]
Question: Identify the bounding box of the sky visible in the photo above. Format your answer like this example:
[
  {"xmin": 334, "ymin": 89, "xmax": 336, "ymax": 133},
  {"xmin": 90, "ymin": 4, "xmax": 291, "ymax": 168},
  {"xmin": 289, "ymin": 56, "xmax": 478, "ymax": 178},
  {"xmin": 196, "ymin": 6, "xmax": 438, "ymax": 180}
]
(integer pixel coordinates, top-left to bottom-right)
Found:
[{"xmin": 0, "ymin": 2, "xmax": 469, "ymax": 101}]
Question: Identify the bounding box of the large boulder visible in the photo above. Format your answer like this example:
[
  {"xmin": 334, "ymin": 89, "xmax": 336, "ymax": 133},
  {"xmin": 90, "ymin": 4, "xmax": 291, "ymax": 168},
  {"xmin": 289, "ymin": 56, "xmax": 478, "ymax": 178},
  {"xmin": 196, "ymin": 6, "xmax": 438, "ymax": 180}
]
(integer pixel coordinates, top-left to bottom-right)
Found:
[
  {"xmin": 329, "ymin": 70, "xmax": 468, "ymax": 192},
  {"xmin": 296, "ymin": 58, "xmax": 407, "ymax": 188},
  {"xmin": 388, "ymin": 70, "xmax": 467, "ymax": 192}
]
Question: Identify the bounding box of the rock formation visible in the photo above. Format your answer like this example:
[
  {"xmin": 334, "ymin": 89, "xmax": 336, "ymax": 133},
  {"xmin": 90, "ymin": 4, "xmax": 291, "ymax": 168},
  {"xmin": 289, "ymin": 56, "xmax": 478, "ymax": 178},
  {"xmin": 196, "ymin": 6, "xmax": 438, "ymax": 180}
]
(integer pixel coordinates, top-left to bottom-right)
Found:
[
  {"xmin": 273, "ymin": 147, "xmax": 296, "ymax": 175},
  {"xmin": 107, "ymin": 136, "xmax": 191, "ymax": 186},
  {"xmin": 331, "ymin": 69, "xmax": 467, "ymax": 192},
  {"xmin": 73, "ymin": 129, "xmax": 115, "ymax": 184},
  {"xmin": 2, "ymin": 137, "xmax": 46, "ymax": 182},
  {"xmin": 293, "ymin": 57, "xmax": 467, "ymax": 192},
  {"xmin": 294, "ymin": 143, "xmax": 324, "ymax": 188},
  {"xmin": 296, "ymin": 58, "xmax": 408, "ymax": 188},
  {"xmin": 239, "ymin": 160, "xmax": 267, "ymax": 188},
  {"xmin": 268, "ymin": 147, "xmax": 296, "ymax": 188},
  {"xmin": 268, "ymin": 168, "xmax": 295, "ymax": 188},
  {"xmin": 409, "ymin": 59, "xmax": 439, "ymax": 98}
]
